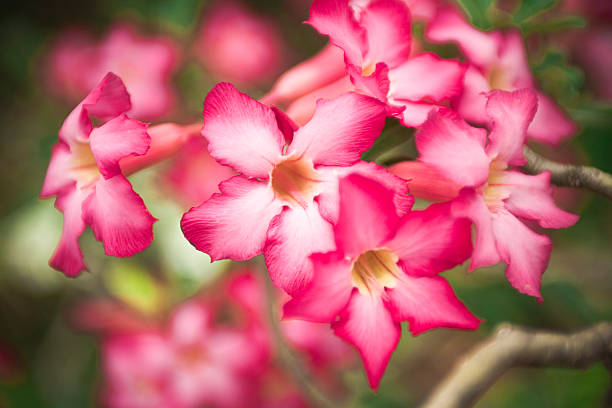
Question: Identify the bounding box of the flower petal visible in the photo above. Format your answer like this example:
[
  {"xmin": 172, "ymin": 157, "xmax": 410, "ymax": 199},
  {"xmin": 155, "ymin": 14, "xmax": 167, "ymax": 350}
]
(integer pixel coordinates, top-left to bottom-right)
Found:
[
  {"xmin": 527, "ymin": 92, "xmax": 576, "ymax": 145},
  {"xmin": 287, "ymin": 92, "xmax": 386, "ymax": 166},
  {"xmin": 332, "ymin": 292, "xmax": 400, "ymax": 390},
  {"xmin": 386, "ymin": 202, "xmax": 472, "ymax": 276},
  {"xmin": 416, "ymin": 109, "xmax": 490, "ymax": 187},
  {"xmin": 202, "ymin": 82, "xmax": 284, "ymax": 177},
  {"xmin": 271, "ymin": 106, "xmax": 298, "ymax": 144},
  {"xmin": 389, "ymin": 161, "xmax": 462, "ymax": 202},
  {"xmin": 387, "ymin": 275, "xmax": 480, "ymax": 335},
  {"xmin": 454, "ymin": 65, "xmax": 490, "ymax": 124},
  {"xmin": 485, "ymin": 89, "xmax": 537, "ymax": 166},
  {"xmin": 264, "ymin": 203, "xmax": 336, "ymax": 295},
  {"xmin": 397, "ymin": 100, "xmax": 438, "ymax": 128},
  {"xmin": 89, "ymin": 114, "xmax": 150, "ymax": 179},
  {"xmin": 347, "ymin": 62, "xmax": 391, "ymax": 102},
  {"xmin": 492, "ymin": 210, "xmax": 552, "ymax": 300},
  {"xmin": 83, "ymin": 175, "xmax": 156, "ymax": 257},
  {"xmin": 49, "ymin": 188, "xmax": 88, "ymax": 277},
  {"xmin": 283, "ymin": 251, "xmax": 353, "ymax": 322},
  {"xmin": 181, "ymin": 176, "xmax": 283, "ymax": 261},
  {"xmin": 388, "ymin": 53, "xmax": 464, "ymax": 102},
  {"xmin": 501, "ymin": 171, "xmax": 579, "ymax": 229},
  {"xmin": 40, "ymin": 142, "xmax": 74, "ymax": 198}
]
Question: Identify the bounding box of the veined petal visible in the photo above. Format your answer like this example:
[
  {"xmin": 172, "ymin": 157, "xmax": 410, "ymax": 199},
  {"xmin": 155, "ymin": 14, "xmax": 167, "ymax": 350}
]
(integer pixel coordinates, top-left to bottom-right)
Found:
[
  {"xmin": 388, "ymin": 53, "xmax": 465, "ymax": 102},
  {"xmin": 89, "ymin": 114, "xmax": 150, "ymax": 179},
  {"xmin": 283, "ymin": 251, "xmax": 353, "ymax": 322},
  {"xmin": 335, "ymin": 174, "xmax": 399, "ymax": 258},
  {"xmin": 49, "ymin": 187, "xmax": 88, "ymax": 277},
  {"xmin": 83, "ymin": 175, "xmax": 156, "ymax": 257},
  {"xmin": 492, "ymin": 210, "xmax": 552, "ymax": 300},
  {"xmin": 264, "ymin": 204, "xmax": 335, "ymax": 295},
  {"xmin": 454, "ymin": 65, "xmax": 490, "ymax": 124},
  {"xmin": 527, "ymin": 92, "xmax": 576, "ymax": 145},
  {"xmin": 288, "ymin": 92, "xmax": 386, "ymax": 166},
  {"xmin": 416, "ymin": 109, "xmax": 490, "ymax": 187},
  {"xmin": 332, "ymin": 292, "xmax": 400, "ymax": 390},
  {"xmin": 271, "ymin": 106, "xmax": 298, "ymax": 145},
  {"xmin": 386, "ymin": 202, "xmax": 472, "ymax": 276},
  {"xmin": 452, "ymin": 189, "xmax": 501, "ymax": 271},
  {"xmin": 389, "ymin": 161, "xmax": 462, "ymax": 202},
  {"xmin": 307, "ymin": 0, "xmax": 367, "ymax": 67},
  {"xmin": 181, "ymin": 176, "xmax": 283, "ymax": 261},
  {"xmin": 387, "ymin": 275, "xmax": 481, "ymax": 335},
  {"xmin": 360, "ymin": 0, "xmax": 412, "ymax": 69},
  {"xmin": 485, "ymin": 89, "xmax": 537, "ymax": 166},
  {"xmin": 347, "ymin": 62, "xmax": 391, "ymax": 102},
  {"xmin": 202, "ymin": 82, "xmax": 284, "ymax": 177},
  {"xmin": 40, "ymin": 142, "xmax": 74, "ymax": 198},
  {"xmin": 397, "ymin": 100, "xmax": 438, "ymax": 128},
  {"xmin": 501, "ymin": 171, "xmax": 579, "ymax": 229}
]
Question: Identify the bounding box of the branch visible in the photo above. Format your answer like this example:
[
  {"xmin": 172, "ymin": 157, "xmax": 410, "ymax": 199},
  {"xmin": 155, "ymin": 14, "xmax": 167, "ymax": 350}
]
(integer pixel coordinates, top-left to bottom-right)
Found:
[
  {"xmin": 259, "ymin": 262, "xmax": 342, "ymax": 408},
  {"xmin": 421, "ymin": 322, "xmax": 612, "ymax": 408},
  {"xmin": 522, "ymin": 146, "xmax": 612, "ymax": 201}
]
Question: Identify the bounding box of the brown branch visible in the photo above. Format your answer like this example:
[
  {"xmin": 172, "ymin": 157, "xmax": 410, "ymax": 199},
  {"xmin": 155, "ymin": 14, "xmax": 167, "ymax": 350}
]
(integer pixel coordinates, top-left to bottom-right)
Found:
[
  {"xmin": 421, "ymin": 322, "xmax": 612, "ymax": 408},
  {"xmin": 258, "ymin": 261, "xmax": 342, "ymax": 408},
  {"xmin": 522, "ymin": 146, "xmax": 612, "ymax": 201}
]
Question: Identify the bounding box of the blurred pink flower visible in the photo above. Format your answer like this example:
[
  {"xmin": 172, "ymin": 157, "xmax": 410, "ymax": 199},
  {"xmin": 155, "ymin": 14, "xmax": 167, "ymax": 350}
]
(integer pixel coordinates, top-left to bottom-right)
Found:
[
  {"xmin": 46, "ymin": 24, "xmax": 179, "ymax": 120},
  {"xmin": 571, "ymin": 28, "xmax": 612, "ymax": 102},
  {"xmin": 195, "ymin": 1, "xmax": 285, "ymax": 85}
]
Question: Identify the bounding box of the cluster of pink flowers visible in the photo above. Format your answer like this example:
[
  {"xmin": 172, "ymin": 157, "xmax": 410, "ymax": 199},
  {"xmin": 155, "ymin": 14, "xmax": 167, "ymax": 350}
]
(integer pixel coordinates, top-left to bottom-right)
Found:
[{"xmin": 41, "ymin": 0, "xmax": 581, "ymax": 393}]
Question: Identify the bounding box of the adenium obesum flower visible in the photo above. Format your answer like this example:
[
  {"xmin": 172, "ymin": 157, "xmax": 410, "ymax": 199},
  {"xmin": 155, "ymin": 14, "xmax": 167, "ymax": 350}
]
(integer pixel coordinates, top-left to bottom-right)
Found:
[
  {"xmin": 284, "ymin": 174, "xmax": 480, "ymax": 389},
  {"xmin": 41, "ymin": 73, "xmax": 196, "ymax": 277},
  {"xmin": 181, "ymin": 82, "xmax": 411, "ymax": 294},
  {"xmin": 46, "ymin": 24, "xmax": 179, "ymax": 120},
  {"xmin": 195, "ymin": 1, "xmax": 285, "ymax": 86},
  {"xmin": 391, "ymin": 89, "xmax": 579, "ymax": 300},
  {"xmin": 279, "ymin": 0, "xmax": 465, "ymax": 126},
  {"xmin": 426, "ymin": 8, "xmax": 575, "ymax": 145}
]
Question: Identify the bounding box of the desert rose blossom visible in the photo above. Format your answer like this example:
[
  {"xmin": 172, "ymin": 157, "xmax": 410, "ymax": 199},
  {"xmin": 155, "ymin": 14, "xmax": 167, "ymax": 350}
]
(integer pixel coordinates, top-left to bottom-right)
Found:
[
  {"xmin": 426, "ymin": 7, "xmax": 576, "ymax": 145},
  {"xmin": 284, "ymin": 174, "xmax": 480, "ymax": 389},
  {"xmin": 392, "ymin": 89, "xmax": 579, "ymax": 300},
  {"xmin": 46, "ymin": 24, "xmax": 178, "ymax": 120},
  {"xmin": 181, "ymin": 82, "xmax": 412, "ymax": 294},
  {"xmin": 286, "ymin": 0, "xmax": 465, "ymax": 127},
  {"xmin": 41, "ymin": 73, "xmax": 198, "ymax": 277},
  {"xmin": 195, "ymin": 1, "xmax": 285, "ymax": 86}
]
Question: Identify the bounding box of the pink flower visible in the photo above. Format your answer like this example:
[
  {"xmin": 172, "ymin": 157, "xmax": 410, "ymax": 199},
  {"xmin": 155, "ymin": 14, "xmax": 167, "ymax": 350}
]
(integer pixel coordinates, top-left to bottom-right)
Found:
[
  {"xmin": 46, "ymin": 24, "xmax": 178, "ymax": 120},
  {"xmin": 394, "ymin": 89, "xmax": 579, "ymax": 300},
  {"xmin": 284, "ymin": 174, "xmax": 480, "ymax": 389},
  {"xmin": 283, "ymin": 0, "xmax": 465, "ymax": 126},
  {"xmin": 40, "ymin": 73, "xmax": 156, "ymax": 277},
  {"xmin": 195, "ymin": 1, "xmax": 285, "ymax": 86},
  {"xmin": 181, "ymin": 82, "xmax": 410, "ymax": 294},
  {"xmin": 426, "ymin": 7, "xmax": 576, "ymax": 145}
]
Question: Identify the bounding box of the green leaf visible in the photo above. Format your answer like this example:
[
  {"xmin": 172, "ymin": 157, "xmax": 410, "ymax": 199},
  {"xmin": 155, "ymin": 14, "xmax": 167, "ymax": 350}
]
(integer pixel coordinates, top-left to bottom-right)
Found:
[
  {"xmin": 361, "ymin": 119, "xmax": 414, "ymax": 163},
  {"xmin": 513, "ymin": 0, "xmax": 558, "ymax": 23},
  {"xmin": 456, "ymin": 0, "xmax": 496, "ymax": 30}
]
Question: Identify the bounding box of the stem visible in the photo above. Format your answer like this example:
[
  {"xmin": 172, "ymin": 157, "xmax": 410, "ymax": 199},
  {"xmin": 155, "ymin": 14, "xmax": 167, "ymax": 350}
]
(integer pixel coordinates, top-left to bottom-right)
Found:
[
  {"xmin": 522, "ymin": 146, "xmax": 612, "ymax": 201},
  {"xmin": 421, "ymin": 322, "xmax": 612, "ymax": 408}
]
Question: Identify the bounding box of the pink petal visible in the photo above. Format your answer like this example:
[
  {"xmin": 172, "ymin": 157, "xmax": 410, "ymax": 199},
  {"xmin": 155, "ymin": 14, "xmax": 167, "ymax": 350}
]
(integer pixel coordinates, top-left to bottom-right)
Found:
[
  {"xmin": 332, "ymin": 292, "xmax": 400, "ymax": 390},
  {"xmin": 388, "ymin": 53, "xmax": 465, "ymax": 102},
  {"xmin": 492, "ymin": 210, "xmax": 552, "ymax": 300},
  {"xmin": 82, "ymin": 175, "xmax": 156, "ymax": 257},
  {"xmin": 168, "ymin": 301, "xmax": 210, "ymax": 346},
  {"xmin": 527, "ymin": 92, "xmax": 576, "ymax": 145},
  {"xmin": 452, "ymin": 189, "xmax": 501, "ymax": 271},
  {"xmin": 416, "ymin": 109, "xmax": 490, "ymax": 187},
  {"xmin": 485, "ymin": 89, "xmax": 537, "ymax": 166},
  {"xmin": 181, "ymin": 176, "xmax": 283, "ymax": 261},
  {"xmin": 49, "ymin": 188, "xmax": 88, "ymax": 277},
  {"xmin": 307, "ymin": 0, "xmax": 367, "ymax": 67},
  {"xmin": 454, "ymin": 65, "xmax": 490, "ymax": 124},
  {"xmin": 347, "ymin": 62, "xmax": 391, "ymax": 102},
  {"xmin": 497, "ymin": 31, "xmax": 534, "ymax": 89},
  {"xmin": 264, "ymin": 204, "xmax": 336, "ymax": 295},
  {"xmin": 271, "ymin": 106, "xmax": 298, "ymax": 144},
  {"xmin": 260, "ymin": 43, "xmax": 347, "ymax": 106},
  {"xmin": 40, "ymin": 142, "xmax": 74, "ymax": 198},
  {"xmin": 426, "ymin": 8, "xmax": 501, "ymax": 68},
  {"xmin": 501, "ymin": 171, "xmax": 579, "ymax": 229},
  {"xmin": 386, "ymin": 202, "xmax": 472, "ymax": 276},
  {"xmin": 89, "ymin": 114, "xmax": 150, "ymax": 179},
  {"xmin": 397, "ymin": 100, "xmax": 438, "ymax": 127},
  {"xmin": 388, "ymin": 161, "xmax": 462, "ymax": 202},
  {"xmin": 387, "ymin": 275, "xmax": 480, "ymax": 335},
  {"xmin": 287, "ymin": 92, "xmax": 386, "ymax": 166},
  {"xmin": 360, "ymin": 0, "xmax": 412, "ymax": 69},
  {"xmin": 283, "ymin": 251, "xmax": 353, "ymax": 322},
  {"xmin": 335, "ymin": 174, "xmax": 399, "ymax": 258},
  {"xmin": 202, "ymin": 82, "xmax": 284, "ymax": 178}
]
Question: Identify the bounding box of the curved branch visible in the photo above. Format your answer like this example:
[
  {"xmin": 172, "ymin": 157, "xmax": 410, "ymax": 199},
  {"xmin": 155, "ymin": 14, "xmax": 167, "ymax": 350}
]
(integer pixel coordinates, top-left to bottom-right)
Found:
[
  {"xmin": 522, "ymin": 146, "xmax": 612, "ymax": 201},
  {"xmin": 421, "ymin": 322, "xmax": 612, "ymax": 408}
]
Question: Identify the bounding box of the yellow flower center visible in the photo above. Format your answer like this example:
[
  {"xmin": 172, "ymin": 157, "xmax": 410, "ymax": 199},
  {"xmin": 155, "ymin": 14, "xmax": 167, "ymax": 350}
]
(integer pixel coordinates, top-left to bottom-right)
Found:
[
  {"xmin": 351, "ymin": 249, "xmax": 400, "ymax": 296},
  {"xmin": 270, "ymin": 156, "xmax": 322, "ymax": 207},
  {"xmin": 68, "ymin": 141, "xmax": 100, "ymax": 190},
  {"xmin": 488, "ymin": 65, "xmax": 512, "ymax": 91},
  {"xmin": 482, "ymin": 160, "xmax": 510, "ymax": 213}
]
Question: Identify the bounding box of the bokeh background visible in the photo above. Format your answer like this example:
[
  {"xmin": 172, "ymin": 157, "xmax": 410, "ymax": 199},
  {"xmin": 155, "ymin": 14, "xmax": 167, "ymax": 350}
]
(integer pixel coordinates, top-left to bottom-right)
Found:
[{"xmin": 1, "ymin": 0, "xmax": 611, "ymax": 406}]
